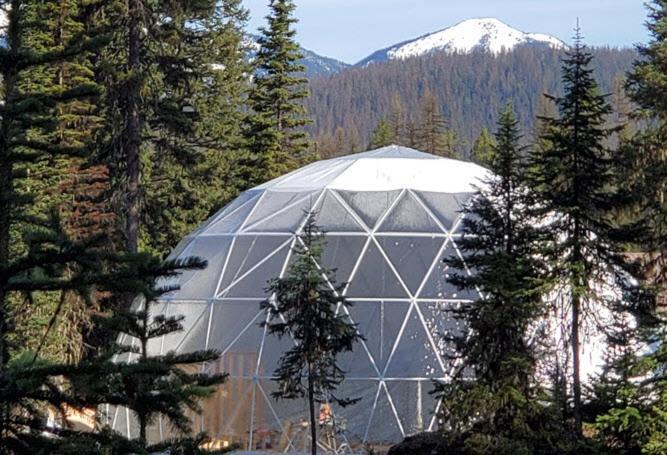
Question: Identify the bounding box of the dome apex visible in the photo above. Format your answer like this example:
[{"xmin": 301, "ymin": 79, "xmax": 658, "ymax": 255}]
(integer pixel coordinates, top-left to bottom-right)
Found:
[{"xmin": 256, "ymin": 145, "xmax": 488, "ymax": 192}]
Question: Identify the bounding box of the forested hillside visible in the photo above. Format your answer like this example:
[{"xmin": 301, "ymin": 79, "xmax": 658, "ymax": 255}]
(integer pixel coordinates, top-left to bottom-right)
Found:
[{"xmin": 308, "ymin": 46, "xmax": 637, "ymax": 157}]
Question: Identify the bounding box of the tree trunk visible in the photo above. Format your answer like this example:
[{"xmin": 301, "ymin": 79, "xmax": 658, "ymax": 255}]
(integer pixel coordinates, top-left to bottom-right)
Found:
[
  {"xmin": 125, "ymin": 0, "xmax": 142, "ymax": 253},
  {"xmin": 572, "ymin": 290, "xmax": 582, "ymax": 434},
  {"xmin": 308, "ymin": 369, "xmax": 317, "ymax": 455}
]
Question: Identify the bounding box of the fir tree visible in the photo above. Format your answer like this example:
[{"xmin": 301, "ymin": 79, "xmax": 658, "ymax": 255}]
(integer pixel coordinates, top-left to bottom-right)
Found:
[
  {"xmin": 528, "ymin": 30, "xmax": 630, "ymax": 435},
  {"xmin": 100, "ymin": 0, "xmax": 237, "ymax": 256},
  {"xmin": 594, "ymin": 3, "xmax": 667, "ymax": 452},
  {"xmin": 435, "ymin": 105, "xmax": 558, "ymax": 453},
  {"xmin": 244, "ymin": 0, "xmax": 312, "ymax": 186},
  {"xmin": 261, "ymin": 215, "xmax": 363, "ymax": 455},
  {"xmin": 472, "ymin": 127, "xmax": 496, "ymax": 166},
  {"xmin": 140, "ymin": 0, "xmax": 253, "ymax": 257},
  {"xmin": 11, "ymin": 0, "xmax": 111, "ymax": 363},
  {"xmin": 369, "ymin": 119, "xmax": 395, "ymax": 149},
  {"xmin": 416, "ymin": 89, "xmax": 454, "ymax": 157}
]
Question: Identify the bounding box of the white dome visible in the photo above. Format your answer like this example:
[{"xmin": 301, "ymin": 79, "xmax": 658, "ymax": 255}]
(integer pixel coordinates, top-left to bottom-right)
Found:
[{"xmin": 114, "ymin": 146, "xmax": 489, "ymax": 451}]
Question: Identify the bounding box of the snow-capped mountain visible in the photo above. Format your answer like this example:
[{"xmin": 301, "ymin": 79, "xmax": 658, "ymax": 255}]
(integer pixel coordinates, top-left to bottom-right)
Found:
[{"xmin": 356, "ymin": 18, "xmax": 566, "ymax": 66}]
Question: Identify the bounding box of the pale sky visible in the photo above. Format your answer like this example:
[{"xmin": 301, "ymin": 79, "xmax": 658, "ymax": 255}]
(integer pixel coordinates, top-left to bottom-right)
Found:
[{"xmin": 244, "ymin": 0, "xmax": 649, "ymax": 64}]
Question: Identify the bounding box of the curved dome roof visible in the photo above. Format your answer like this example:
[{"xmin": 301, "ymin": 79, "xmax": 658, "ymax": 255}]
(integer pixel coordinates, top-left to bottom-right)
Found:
[
  {"xmin": 120, "ymin": 148, "xmax": 487, "ymax": 451},
  {"xmin": 255, "ymin": 145, "xmax": 488, "ymax": 192}
]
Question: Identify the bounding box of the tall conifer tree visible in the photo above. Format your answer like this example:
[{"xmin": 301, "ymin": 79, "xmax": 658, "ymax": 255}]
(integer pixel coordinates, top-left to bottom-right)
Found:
[
  {"xmin": 261, "ymin": 216, "xmax": 362, "ymax": 455},
  {"xmin": 528, "ymin": 30, "xmax": 629, "ymax": 435},
  {"xmin": 244, "ymin": 0, "xmax": 311, "ymax": 186},
  {"xmin": 436, "ymin": 106, "xmax": 558, "ymax": 453}
]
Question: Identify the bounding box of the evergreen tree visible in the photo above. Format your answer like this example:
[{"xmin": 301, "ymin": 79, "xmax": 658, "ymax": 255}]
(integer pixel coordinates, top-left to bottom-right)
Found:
[
  {"xmin": 244, "ymin": 0, "xmax": 311, "ymax": 186},
  {"xmin": 369, "ymin": 119, "xmax": 395, "ymax": 149},
  {"xmin": 472, "ymin": 128, "xmax": 496, "ymax": 166},
  {"xmin": 140, "ymin": 0, "xmax": 253, "ymax": 257},
  {"xmin": 388, "ymin": 92, "xmax": 407, "ymax": 145},
  {"xmin": 435, "ymin": 105, "xmax": 560, "ymax": 453},
  {"xmin": 100, "ymin": 0, "xmax": 237, "ymax": 256},
  {"xmin": 11, "ymin": 0, "xmax": 112, "ymax": 363},
  {"xmin": 261, "ymin": 215, "xmax": 363, "ymax": 455},
  {"xmin": 417, "ymin": 89, "xmax": 454, "ymax": 156},
  {"xmin": 72, "ymin": 254, "xmax": 228, "ymax": 454},
  {"xmin": 527, "ymin": 31, "xmax": 630, "ymax": 435},
  {"xmin": 594, "ymin": 3, "xmax": 667, "ymax": 452}
]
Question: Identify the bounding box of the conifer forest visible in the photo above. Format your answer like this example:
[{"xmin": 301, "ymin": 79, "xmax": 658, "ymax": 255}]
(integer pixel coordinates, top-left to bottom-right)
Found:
[{"xmin": 0, "ymin": 0, "xmax": 666, "ymax": 454}]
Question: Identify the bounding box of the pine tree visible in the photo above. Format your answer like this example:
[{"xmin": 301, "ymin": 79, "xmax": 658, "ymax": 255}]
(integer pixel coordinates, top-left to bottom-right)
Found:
[
  {"xmin": 11, "ymin": 0, "xmax": 112, "ymax": 363},
  {"xmin": 388, "ymin": 92, "xmax": 407, "ymax": 145},
  {"xmin": 435, "ymin": 105, "xmax": 559, "ymax": 453},
  {"xmin": 416, "ymin": 89, "xmax": 454, "ymax": 156},
  {"xmin": 261, "ymin": 215, "xmax": 363, "ymax": 455},
  {"xmin": 244, "ymin": 0, "xmax": 312, "ymax": 186},
  {"xmin": 527, "ymin": 30, "xmax": 631, "ymax": 435},
  {"xmin": 100, "ymin": 0, "xmax": 236, "ymax": 256},
  {"xmin": 593, "ymin": 3, "xmax": 667, "ymax": 452},
  {"xmin": 140, "ymin": 0, "xmax": 253, "ymax": 257},
  {"xmin": 0, "ymin": 1, "xmax": 116, "ymax": 450},
  {"xmin": 369, "ymin": 119, "xmax": 395, "ymax": 149},
  {"xmin": 71, "ymin": 254, "xmax": 228, "ymax": 453},
  {"xmin": 472, "ymin": 127, "xmax": 496, "ymax": 166}
]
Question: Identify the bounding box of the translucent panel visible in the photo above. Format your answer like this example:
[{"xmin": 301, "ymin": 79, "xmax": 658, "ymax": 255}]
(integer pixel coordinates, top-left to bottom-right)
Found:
[
  {"xmin": 207, "ymin": 301, "xmax": 263, "ymax": 353},
  {"xmin": 386, "ymin": 381, "xmax": 434, "ymax": 436},
  {"xmin": 415, "ymin": 191, "xmax": 463, "ymax": 232},
  {"xmin": 199, "ymin": 190, "xmax": 262, "ymax": 235},
  {"xmin": 418, "ymin": 301, "xmax": 463, "ymax": 373},
  {"xmin": 418, "ymin": 243, "xmax": 475, "ymax": 300},
  {"xmin": 205, "ymin": 194, "xmax": 261, "ymax": 234},
  {"xmin": 161, "ymin": 301, "xmax": 210, "ymax": 354},
  {"xmin": 320, "ymin": 235, "xmax": 368, "ymax": 284},
  {"xmin": 171, "ymin": 236, "xmax": 232, "ymax": 300},
  {"xmin": 224, "ymin": 243, "xmax": 291, "ymax": 298},
  {"xmin": 313, "ymin": 190, "xmax": 365, "ymax": 233},
  {"xmin": 365, "ymin": 383, "xmax": 403, "ymax": 444},
  {"xmin": 336, "ymin": 190, "xmax": 401, "ymax": 230},
  {"xmin": 254, "ymin": 380, "xmax": 306, "ymax": 452},
  {"xmin": 455, "ymin": 192, "xmax": 475, "ymax": 210},
  {"xmin": 257, "ymin": 321, "xmax": 300, "ymax": 377},
  {"xmin": 326, "ymin": 379, "xmax": 378, "ymax": 444},
  {"xmin": 367, "ymin": 147, "xmax": 437, "ymax": 159},
  {"xmin": 245, "ymin": 194, "xmax": 321, "ymax": 233},
  {"xmin": 378, "ymin": 191, "xmax": 443, "ymax": 233},
  {"xmin": 242, "ymin": 191, "xmax": 318, "ymax": 230},
  {"xmin": 377, "ymin": 236, "xmax": 444, "ymax": 295},
  {"xmin": 346, "ymin": 241, "xmax": 408, "ymax": 299},
  {"xmin": 344, "ymin": 301, "xmax": 409, "ymax": 374},
  {"xmin": 217, "ymin": 236, "xmax": 292, "ymax": 296},
  {"xmin": 385, "ymin": 306, "xmax": 444, "ymax": 378},
  {"xmin": 215, "ymin": 317, "xmax": 265, "ymax": 378},
  {"xmin": 202, "ymin": 378, "xmax": 254, "ymax": 448},
  {"xmin": 167, "ymin": 236, "xmax": 194, "ymax": 261}
]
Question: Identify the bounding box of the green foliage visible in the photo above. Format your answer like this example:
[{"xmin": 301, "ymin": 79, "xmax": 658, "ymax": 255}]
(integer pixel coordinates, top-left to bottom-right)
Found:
[
  {"xmin": 526, "ymin": 31, "xmax": 636, "ymax": 434},
  {"xmin": 369, "ymin": 119, "xmax": 395, "ymax": 149},
  {"xmin": 309, "ymin": 47, "xmax": 636, "ymax": 158},
  {"xmin": 416, "ymin": 88, "xmax": 458, "ymax": 157},
  {"xmin": 244, "ymin": 0, "xmax": 312, "ymax": 186},
  {"xmin": 435, "ymin": 105, "xmax": 554, "ymax": 453},
  {"xmin": 140, "ymin": 0, "xmax": 253, "ymax": 257},
  {"xmin": 261, "ymin": 215, "xmax": 363, "ymax": 454},
  {"xmin": 472, "ymin": 128, "xmax": 495, "ymax": 166}
]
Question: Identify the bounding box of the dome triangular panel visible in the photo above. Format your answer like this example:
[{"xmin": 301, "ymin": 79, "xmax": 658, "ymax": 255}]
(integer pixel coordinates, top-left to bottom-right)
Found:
[
  {"xmin": 337, "ymin": 190, "xmax": 401, "ymax": 230},
  {"xmin": 346, "ymin": 240, "xmax": 409, "ymax": 298}
]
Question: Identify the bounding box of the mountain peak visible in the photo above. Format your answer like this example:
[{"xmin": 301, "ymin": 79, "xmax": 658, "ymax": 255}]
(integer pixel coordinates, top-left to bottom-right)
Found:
[{"xmin": 357, "ymin": 18, "xmax": 566, "ymax": 66}]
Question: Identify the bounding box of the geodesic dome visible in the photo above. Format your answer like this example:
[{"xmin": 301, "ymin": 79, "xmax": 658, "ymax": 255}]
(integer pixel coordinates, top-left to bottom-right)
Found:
[{"xmin": 115, "ymin": 146, "xmax": 490, "ymax": 452}]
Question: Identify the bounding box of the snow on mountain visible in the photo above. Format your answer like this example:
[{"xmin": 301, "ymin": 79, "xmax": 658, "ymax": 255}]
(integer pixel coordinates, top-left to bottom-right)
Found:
[{"xmin": 356, "ymin": 18, "xmax": 566, "ymax": 66}]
